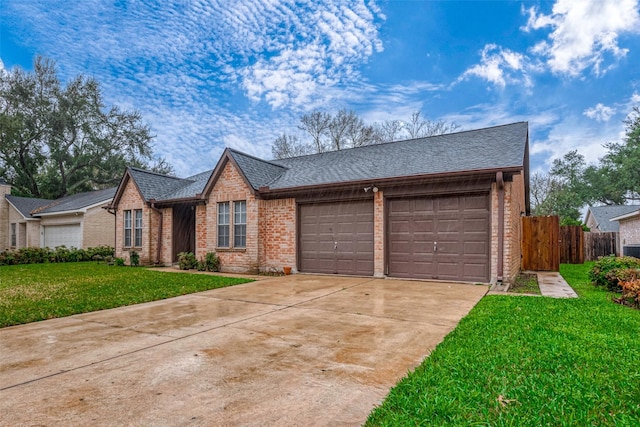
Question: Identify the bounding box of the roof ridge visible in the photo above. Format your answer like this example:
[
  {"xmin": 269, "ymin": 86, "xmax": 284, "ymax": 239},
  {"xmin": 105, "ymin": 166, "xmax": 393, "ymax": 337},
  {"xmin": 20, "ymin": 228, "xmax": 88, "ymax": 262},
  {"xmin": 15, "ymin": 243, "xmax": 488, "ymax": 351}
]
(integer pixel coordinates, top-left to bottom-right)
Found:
[
  {"xmin": 128, "ymin": 166, "xmax": 182, "ymax": 180},
  {"xmin": 229, "ymin": 148, "xmax": 288, "ymax": 169}
]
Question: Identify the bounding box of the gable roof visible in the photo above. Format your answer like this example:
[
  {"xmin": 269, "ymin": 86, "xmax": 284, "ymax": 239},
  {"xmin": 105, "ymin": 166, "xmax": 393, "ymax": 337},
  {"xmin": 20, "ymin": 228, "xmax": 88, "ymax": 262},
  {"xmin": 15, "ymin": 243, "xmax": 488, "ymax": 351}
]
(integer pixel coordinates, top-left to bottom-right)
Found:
[
  {"xmin": 6, "ymin": 195, "xmax": 53, "ymax": 219},
  {"xmin": 265, "ymin": 122, "xmax": 528, "ymax": 190},
  {"xmin": 586, "ymin": 205, "xmax": 640, "ymax": 232},
  {"xmin": 117, "ymin": 122, "xmax": 529, "ymax": 204},
  {"xmin": 35, "ymin": 187, "xmax": 116, "ymax": 215}
]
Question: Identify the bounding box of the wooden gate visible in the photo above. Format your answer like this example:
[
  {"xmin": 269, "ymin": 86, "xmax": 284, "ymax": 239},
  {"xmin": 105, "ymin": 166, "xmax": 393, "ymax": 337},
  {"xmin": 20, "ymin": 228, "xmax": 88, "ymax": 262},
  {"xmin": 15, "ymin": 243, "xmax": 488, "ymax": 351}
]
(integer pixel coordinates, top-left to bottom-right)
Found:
[
  {"xmin": 521, "ymin": 216, "xmax": 560, "ymax": 271},
  {"xmin": 584, "ymin": 232, "xmax": 618, "ymax": 260},
  {"xmin": 560, "ymin": 226, "xmax": 584, "ymax": 264}
]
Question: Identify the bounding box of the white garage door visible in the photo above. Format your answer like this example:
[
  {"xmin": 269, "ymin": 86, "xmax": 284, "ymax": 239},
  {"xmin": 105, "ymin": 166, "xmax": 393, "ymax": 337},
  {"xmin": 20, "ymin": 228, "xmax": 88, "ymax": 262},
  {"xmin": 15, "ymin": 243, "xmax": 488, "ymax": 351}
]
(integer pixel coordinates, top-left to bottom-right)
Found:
[{"xmin": 44, "ymin": 224, "xmax": 82, "ymax": 248}]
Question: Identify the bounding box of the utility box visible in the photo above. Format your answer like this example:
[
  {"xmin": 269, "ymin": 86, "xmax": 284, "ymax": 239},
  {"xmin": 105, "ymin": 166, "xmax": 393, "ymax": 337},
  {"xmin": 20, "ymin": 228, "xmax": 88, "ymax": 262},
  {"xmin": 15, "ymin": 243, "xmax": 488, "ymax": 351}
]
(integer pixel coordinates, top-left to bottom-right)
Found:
[{"xmin": 623, "ymin": 245, "xmax": 640, "ymax": 258}]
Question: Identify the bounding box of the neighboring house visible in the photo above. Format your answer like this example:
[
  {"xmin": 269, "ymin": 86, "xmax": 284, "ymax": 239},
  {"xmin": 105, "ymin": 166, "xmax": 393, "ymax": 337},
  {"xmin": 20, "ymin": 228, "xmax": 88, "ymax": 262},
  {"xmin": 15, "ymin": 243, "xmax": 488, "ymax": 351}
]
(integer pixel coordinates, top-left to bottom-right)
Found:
[
  {"xmin": 110, "ymin": 122, "xmax": 530, "ymax": 284},
  {"xmin": 0, "ymin": 180, "xmax": 116, "ymax": 250},
  {"xmin": 584, "ymin": 205, "xmax": 639, "ymax": 233},
  {"xmin": 610, "ymin": 208, "xmax": 640, "ymax": 257}
]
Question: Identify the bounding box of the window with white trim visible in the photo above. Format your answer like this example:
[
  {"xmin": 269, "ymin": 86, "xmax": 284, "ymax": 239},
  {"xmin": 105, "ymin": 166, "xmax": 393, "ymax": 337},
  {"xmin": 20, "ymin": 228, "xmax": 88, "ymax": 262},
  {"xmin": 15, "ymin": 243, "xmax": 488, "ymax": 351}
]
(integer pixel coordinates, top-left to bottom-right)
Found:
[
  {"xmin": 124, "ymin": 210, "xmax": 132, "ymax": 247},
  {"xmin": 10, "ymin": 223, "xmax": 17, "ymax": 247},
  {"xmin": 217, "ymin": 202, "xmax": 230, "ymax": 247},
  {"xmin": 234, "ymin": 201, "xmax": 246, "ymax": 248},
  {"xmin": 134, "ymin": 209, "xmax": 143, "ymax": 247}
]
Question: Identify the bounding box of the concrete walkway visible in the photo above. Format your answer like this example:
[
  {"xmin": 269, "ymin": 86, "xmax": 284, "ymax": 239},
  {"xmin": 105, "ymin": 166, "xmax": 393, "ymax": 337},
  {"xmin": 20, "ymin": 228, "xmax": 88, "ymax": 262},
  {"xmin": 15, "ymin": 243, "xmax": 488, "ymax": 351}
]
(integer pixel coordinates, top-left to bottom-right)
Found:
[{"xmin": 536, "ymin": 272, "xmax": 579, "ymax": 298}]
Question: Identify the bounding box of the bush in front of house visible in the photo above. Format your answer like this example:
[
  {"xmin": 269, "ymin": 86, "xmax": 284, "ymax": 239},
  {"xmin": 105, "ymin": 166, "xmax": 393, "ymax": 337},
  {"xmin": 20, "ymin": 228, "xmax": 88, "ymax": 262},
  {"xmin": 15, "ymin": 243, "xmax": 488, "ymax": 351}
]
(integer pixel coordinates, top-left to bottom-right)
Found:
[
  {"xmin": 177, "ymin": 252, "xmax": 198, "ymax": 270},
  {"xmin": 589, "ymin": 255, "xmax": 640, "ymax": 292},
  {"xmin": 0, "ymin": 246, "xmax": 115, "ymax": 266},
  {"xmin": 614, "ymin": 275, "xmax": 640, "ymax": 309}
]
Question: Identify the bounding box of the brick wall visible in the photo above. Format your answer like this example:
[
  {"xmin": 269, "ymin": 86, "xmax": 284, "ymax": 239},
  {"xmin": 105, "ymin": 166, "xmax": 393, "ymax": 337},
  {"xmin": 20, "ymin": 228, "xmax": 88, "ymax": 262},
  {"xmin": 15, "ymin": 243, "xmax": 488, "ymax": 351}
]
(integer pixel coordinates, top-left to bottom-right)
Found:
[
  {"xmin": 490, "ymin": 172, "xmax": 526, "ymax": 284},
  {"xmin": 619, "ymin": 215, "xmax": 640, "ymax": 253},
  {"xmin": 83, "ymin": 203, "xmax": 115, "ymax": 248},
  {"xmin": 114, "ymin": 179, "xmax": 153, "ymax": 265},
  {"xmin": 204, "ymin": 161, "xmax": 259, "ymax": 273},
  {"xmin": 505, "ymin": 173, "xmax": 526, "ymax": 282},
  {"xmin": 0, "ymin": 182, "xmax": 10, "ymax": 249},
  {"xmin": 258, "ymin": 198, "xmax": 296, "ymax": 273},
  {"xmin": 195, "ymin": 204, "xmax": 207, "ymax": 259},
  {"xmin": 373, "ymin": 190, "xmax": 384, "ymax": 277}
]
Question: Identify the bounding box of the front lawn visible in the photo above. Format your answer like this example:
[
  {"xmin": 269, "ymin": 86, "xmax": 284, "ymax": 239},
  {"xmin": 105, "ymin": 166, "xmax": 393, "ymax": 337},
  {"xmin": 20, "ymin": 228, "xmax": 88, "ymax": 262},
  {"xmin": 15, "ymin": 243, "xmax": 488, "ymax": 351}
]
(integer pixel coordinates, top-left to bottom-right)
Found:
[
  {"xmin": 0, "ymin": 263, "xmax": 252, "ymax": 327},
  {"xmin": 367, "ymin": 263, "xmax": 640, "ymax": 426}
]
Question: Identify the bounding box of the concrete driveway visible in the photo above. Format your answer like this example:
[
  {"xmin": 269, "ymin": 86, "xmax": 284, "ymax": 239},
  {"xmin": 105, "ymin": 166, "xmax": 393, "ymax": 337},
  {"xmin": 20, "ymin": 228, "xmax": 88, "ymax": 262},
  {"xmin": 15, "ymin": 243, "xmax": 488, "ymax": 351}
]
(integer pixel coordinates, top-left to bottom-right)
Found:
[{"xmin": 0, "ymin": 275, "xmax": 487, "ymax": 426}]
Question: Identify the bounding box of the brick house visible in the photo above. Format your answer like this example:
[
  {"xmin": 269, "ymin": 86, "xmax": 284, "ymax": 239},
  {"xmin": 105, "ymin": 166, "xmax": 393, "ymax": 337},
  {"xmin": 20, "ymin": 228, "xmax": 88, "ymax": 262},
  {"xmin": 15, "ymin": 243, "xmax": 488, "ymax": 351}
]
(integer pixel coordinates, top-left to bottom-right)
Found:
[
  {"xmin": 0, "ymin": 180, "xmax": 116, "ymax": 250},
  {"xmin": 610, "ymin": 208, "xmax": 640, "ymax": 257},
  {"xmin": 584, "ymin": 205, "xmax": 639, "ymax": 233},
  {"xmin": 109, "ymin": 122, "xmax": 530, "ymax": 284}
]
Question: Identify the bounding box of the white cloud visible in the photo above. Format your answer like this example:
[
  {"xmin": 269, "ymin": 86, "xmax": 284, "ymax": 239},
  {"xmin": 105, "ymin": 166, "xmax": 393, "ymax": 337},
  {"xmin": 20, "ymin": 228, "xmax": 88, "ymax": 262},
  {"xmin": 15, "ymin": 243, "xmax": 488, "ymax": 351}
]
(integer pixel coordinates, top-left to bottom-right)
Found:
[
  {"xmin": 522, "ymin": 0, "xmax": 640, "ymax": 76},
  {"xmin": 583, "ymin": 103, "xmax": 616, "ymax": 122},
  {"xmin": 459, "ymin": 44, "xmax": 532, "ymax": 89}
]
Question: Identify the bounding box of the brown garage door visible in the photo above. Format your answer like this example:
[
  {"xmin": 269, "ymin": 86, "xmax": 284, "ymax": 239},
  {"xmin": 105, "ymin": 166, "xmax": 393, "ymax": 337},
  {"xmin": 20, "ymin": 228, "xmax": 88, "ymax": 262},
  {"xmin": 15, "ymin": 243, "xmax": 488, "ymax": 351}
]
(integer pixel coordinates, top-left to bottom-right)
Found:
[
  {"xmin": 388, "ymin": 193, "xmax": 490, "ymax": 282},
  {"xmin": 299, "ymin": 200, "xmax": 374, "ymax": 275}
]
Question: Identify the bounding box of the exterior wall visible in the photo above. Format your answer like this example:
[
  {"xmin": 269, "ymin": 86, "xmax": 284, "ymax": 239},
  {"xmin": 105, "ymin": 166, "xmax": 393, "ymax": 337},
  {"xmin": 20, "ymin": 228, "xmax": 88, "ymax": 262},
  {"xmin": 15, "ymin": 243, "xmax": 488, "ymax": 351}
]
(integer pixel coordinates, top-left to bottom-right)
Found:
[
  {"xmin": 490, "ymin": 172, "xmax": 526, "ymax": 284},
  {"xmin": 0, "ymin": 182, "xmax": 10, "ymax": 250},
  {"xmin": 373, "ymin": 190, "xmax": 384, "ymax": 277},
  {"xmin": 258, "ymin": 198, "xmax": 296, "ymax": 273},
  {"xmin": 7, "ymin": 204, "xmax": 37, "ymax": 249},
  {"xmin": 115, "ymin": 179, "xmax": 153, "ymax": 265},
  {"xmin": 619, "ymin": 215, "xmax": 640, "ymax": 254},
  {"xmin": 204, "ymin": 162, "xmax": 259, "ymax": 273},
  {"xmin": 505, "ymin": 173, "xmax": 526, "ymax": 282},
  {"xmin": 195, "ymin": 204, "xmax": 207, "ymax": 259},
  {"xmin": 585, "ymin": 212, "xmax": 600, "ymax": 232},
  {"xmin": 82, "ymin": 203, "xmax": 115, "ymax": 248}
]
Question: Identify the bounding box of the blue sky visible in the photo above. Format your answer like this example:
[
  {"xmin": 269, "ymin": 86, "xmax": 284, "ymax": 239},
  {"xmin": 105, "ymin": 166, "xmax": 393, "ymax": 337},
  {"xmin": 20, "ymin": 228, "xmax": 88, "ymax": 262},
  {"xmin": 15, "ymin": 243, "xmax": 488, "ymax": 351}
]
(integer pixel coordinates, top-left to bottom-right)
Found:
[{"xmin": 2, "ymin": 0, "xmax": 639, "ymax": 177}]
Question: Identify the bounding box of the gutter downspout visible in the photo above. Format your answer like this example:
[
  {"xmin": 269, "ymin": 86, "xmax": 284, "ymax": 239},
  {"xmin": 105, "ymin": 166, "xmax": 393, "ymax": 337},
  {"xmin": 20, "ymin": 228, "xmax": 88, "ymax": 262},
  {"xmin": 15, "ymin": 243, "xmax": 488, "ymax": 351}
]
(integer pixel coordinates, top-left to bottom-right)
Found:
[
  {"xmin": 149, "ymin": 201, "xmax": 163, "ymax": 265},
  {"xmin": 496, "ymin": 171, "xmax": 504, "ymax": 283}
]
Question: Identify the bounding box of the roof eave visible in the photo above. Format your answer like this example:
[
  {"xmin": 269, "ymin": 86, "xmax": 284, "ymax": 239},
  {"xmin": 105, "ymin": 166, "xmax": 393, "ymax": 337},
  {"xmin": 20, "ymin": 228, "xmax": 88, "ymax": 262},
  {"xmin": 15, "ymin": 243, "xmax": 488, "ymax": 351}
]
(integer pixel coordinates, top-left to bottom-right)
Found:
[
  {"xmin": 258, "ymin": 166, "xmax": 524, "ymax": 198},
  {"xmin": 610, "ymin": 209, "xmax": 640, "ymax": 222}
]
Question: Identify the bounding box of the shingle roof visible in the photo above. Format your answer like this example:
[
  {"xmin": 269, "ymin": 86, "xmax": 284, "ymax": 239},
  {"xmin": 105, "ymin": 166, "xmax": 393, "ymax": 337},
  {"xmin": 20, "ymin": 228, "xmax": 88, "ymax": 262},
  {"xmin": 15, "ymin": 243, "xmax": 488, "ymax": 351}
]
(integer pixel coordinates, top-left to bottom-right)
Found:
[
  {"xmin": 229, "ymin": 150, "xmax": 287, "ymax": 189},
  {"xmin": 123, "ymin": 122, "xmax": 529, "ymax": 202},
  {"xmin": 127, "ymin": 167, "xmax": 213, "ymax": 202},
  {"xmin": 266, "ymin": 122, "xmax": 528, "ymax": 190},
  {"xmin": 36, "ymin": 187, "xmax": 116, "ymax": 214},
  {"xmin": 587, "ymin": 205, "xmax": 640, "ymax": 232},
  {"xmin": 6, "ymin": 195, "xmax": 53, "ymax": 218}
]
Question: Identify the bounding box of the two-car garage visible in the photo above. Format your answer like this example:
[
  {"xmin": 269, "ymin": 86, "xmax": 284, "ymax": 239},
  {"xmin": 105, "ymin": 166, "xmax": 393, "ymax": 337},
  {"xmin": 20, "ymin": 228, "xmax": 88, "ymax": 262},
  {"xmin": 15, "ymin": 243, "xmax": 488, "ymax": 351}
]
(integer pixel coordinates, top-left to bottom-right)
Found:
[{"xmin": 297, "ymin": 192, "xmax": 491, "ymax": 282}]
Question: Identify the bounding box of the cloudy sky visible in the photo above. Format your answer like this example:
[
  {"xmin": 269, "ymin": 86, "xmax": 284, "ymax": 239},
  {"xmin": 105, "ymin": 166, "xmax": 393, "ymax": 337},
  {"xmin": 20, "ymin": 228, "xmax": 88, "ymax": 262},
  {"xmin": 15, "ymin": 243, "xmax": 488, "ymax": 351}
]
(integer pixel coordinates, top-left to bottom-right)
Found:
[{"xmin": 2, "ymin": 0, "xmax": 639, "ymax": 177}]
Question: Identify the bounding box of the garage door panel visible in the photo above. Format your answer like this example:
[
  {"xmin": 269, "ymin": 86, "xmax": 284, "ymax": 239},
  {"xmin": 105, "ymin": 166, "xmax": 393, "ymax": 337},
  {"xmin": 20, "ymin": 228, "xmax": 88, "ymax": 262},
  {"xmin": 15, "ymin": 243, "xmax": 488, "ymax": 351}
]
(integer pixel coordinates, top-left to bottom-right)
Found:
[
  {"xmin": 388, "ymin": 194, "xmax": 490, "ymax": 282},
  {"xmin": 300, "ymin": 201, "xmax": 374, "ymax": 275},
  {"xmin": 44, "ymin": 224, "xmax": 81, "ymax": 249}
]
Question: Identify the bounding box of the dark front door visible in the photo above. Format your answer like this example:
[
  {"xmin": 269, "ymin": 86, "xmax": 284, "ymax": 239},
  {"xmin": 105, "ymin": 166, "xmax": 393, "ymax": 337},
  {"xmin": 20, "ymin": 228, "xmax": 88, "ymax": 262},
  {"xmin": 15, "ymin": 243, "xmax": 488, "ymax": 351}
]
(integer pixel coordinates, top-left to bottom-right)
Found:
[
  {"xmin": 299, "ymin": 200, "xmax": 374, "ymax": 275},
  {"xmin": 172, "ymin": 203, "xmax": 196, "ymax": 262},
  {"xmin": 387, "ymin": 194, "xmax": 490, "ymax": 282}
]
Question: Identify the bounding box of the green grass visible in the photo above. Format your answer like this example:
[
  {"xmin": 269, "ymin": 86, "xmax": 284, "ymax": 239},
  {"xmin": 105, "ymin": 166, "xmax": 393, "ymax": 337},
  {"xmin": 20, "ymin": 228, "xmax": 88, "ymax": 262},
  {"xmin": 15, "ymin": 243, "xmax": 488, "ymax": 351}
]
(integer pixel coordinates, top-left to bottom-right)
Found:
[
  {"xmin": 366, "ymin": 263, "xmax": 640, "ymax": 426},
  {"xmin": 508, "ymin": 272, "xmax": 541, "ymax": 295},
  {"xmin": 0, "ymin": 263, "xmax": 252, "ymax": 327}
]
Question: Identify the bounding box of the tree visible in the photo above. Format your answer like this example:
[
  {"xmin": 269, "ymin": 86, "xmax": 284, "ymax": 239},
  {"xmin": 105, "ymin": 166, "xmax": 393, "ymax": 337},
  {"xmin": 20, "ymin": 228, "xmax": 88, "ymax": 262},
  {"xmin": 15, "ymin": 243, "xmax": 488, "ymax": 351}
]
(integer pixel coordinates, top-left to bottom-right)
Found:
[
  {"xmin": 601, "ymin": 106, "xmax": 640, "ymax": 202},
  {"xmin": 0, "ymin": 56, "xmax": 171, "ymax": 199},
  {"xmin": 273, "ymin": 109, "xmax": 460, "ymax": 159},
  {"xmin": 271, "ymin": 133, "xmax": 310, "ymax": 159}
]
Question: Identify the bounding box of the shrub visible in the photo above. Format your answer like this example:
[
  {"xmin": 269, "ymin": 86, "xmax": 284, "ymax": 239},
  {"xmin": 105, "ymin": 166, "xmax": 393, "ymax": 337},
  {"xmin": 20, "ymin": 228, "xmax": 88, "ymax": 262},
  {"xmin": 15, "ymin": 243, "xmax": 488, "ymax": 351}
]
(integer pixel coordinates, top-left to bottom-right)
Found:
[
  {"xmin": 177, "ymin": 252, "xmax": 198, "ymax": 270},
  {"xmin": 0, "ymin": 246, "xmax": 115, "ymax": 266},
  {"xmin": 614, "ymin": 278, "xmax": 640, "ymax": 309},
  {"xmin": 203, "ymin": 252, "xmax": 221, "ymax": 272},
  {"xmin": 114, "ymin": 257, "xmax": 125, "ymax": 267},
  {"xmin": 129, "ymin": 250, "xmax": 140, "ymax": 267},
  {"xmin": 589, "ymin": 255, "xmax": 640, "ymax": 291}
]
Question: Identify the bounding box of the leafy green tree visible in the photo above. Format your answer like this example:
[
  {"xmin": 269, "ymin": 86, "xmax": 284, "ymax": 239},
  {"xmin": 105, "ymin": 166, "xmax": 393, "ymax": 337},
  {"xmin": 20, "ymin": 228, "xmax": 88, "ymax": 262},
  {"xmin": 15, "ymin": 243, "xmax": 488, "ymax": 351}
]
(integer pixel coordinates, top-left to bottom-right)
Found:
[
  {"xmin": 0, "ymin": 56, "xmax": 172, "ymax": 199},
  {"xmin": 601, "ymin": 106, "xmax": 640, "ymax": 203}
]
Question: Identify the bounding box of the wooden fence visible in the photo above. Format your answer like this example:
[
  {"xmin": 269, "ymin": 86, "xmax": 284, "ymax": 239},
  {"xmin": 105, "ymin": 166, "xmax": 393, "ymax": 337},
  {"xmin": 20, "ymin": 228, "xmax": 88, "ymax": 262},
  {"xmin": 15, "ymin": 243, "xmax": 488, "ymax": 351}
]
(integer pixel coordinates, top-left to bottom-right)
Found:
[
  {"xmin": 522, "ymin": 216, "xmax": 560, "ymax": 271},
  {"xmin": 584, "ymin": 232, "xmax": 618, "ymax": 260},
  {"xmin": 560, "ymin": 226, "xmax": 584, "ymax": 264}
]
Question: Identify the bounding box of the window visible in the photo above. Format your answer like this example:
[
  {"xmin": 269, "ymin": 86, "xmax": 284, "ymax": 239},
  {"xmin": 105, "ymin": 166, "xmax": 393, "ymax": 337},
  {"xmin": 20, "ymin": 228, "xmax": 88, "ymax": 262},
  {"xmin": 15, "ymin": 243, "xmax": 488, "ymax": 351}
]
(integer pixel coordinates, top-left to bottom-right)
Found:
[
  {"xmin": 134, "ymin": 209, "xmax": 143, "ymax": 247},
  {"xmin": 124, "ymin": 210, "xmax": 132, "ymax": 247},
  {"xmin": 10, "ymin": 223, "xmax": 16, "ymax": 247},
  {"xmin": 234, "ymin": 201, "xmax": 246, "ymax": 248},
  {"xmin": 217, "ymin": 202, "xmax": 230, "ymax": 247}
]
